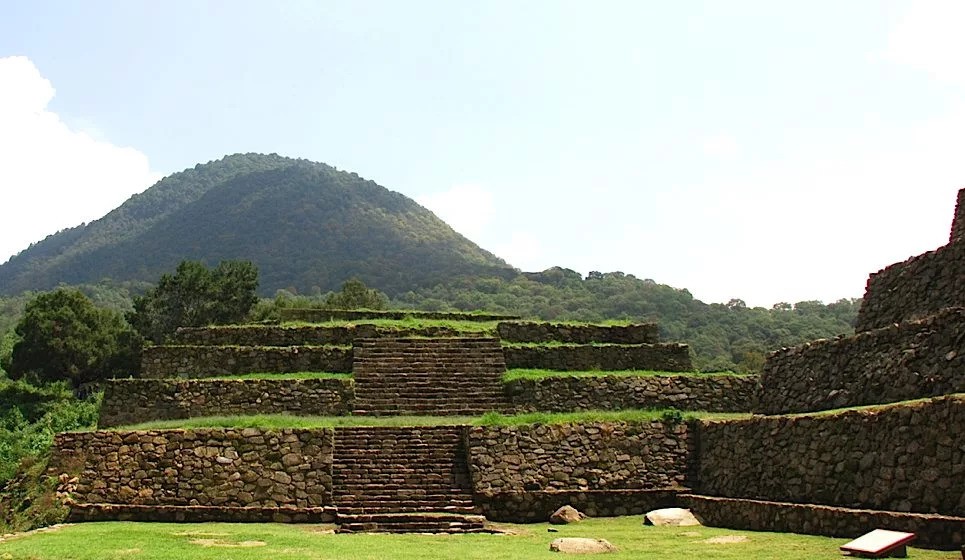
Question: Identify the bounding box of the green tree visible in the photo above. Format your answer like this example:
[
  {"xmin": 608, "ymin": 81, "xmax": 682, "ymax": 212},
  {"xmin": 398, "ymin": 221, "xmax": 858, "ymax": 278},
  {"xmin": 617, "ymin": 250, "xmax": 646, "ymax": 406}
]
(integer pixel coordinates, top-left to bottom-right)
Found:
[
  {"xmin": 324, "ymin": 278, "xmax": 388, "ymax": 310},
  {"xmin": 5, "ymin": 289, "xmax": 141, "ymax": 387},
  {"xmin": 129, "ymin": 260, "xmax": 259, "ymax": 343}
]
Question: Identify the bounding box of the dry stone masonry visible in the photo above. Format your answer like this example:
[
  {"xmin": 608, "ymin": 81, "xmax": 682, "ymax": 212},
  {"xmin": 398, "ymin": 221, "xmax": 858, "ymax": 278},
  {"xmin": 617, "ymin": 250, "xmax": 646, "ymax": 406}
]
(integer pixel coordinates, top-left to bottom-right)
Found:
[
  {"xmin": 951, "ymin": 188, "xmax": 965, "ymax": 245},
  {"xmin": 856, "ymin": 188, "xmax": 965, "ymax": 331},
  {"xmin": 51, "ymin": 428, "xmax": 335, "ymax": 522},
  {"xmin": 496, "ymin": 322, "xmax": 659, "ymax": 344},
  {"xmin": 141, "ymin": 345, "xmax": 352, "ymax": 378},
  {"xmin": 757, "ymin": 308, "xmax": 964, "ymax": 414},
  {"xmin": 173, "ymin": 324, "xmax": 473, "ymax": 346},
  {"xmin": 98, "ymin": 378, "xmax": 354, "ymax": 428},
  {"xmin": 506, "ymin": 374, "xmax": 757, "ymax": 413},
  {"xmin": 468, "ymin": 421, "xmax": 693, "ymax": 522},
  {"xmin": 698, "ymin": 395, "xmax": 964, "ymax": 517},
  {"xmin": 502, "ymin": 343, "xmax": 692, "ymax": 371}
]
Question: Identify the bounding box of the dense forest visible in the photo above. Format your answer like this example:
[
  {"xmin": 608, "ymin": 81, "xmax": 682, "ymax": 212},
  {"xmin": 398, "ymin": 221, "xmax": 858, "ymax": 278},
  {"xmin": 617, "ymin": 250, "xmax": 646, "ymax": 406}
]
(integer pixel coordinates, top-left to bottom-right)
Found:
[{"xmin": 0, "ymin": 153, "xmax": 513, "ymax": 296}]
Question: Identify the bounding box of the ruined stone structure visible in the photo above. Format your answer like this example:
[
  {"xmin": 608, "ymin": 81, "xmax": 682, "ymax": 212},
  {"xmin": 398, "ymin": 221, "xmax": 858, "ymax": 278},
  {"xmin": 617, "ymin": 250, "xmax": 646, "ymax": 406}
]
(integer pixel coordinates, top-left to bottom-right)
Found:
[
  {"xmin": 351, "ymin": 337, "xmax": 510, "ymax": 416},
  {"xmin": 50, "ymin": 188, "xmax": 964, "ymax": 547}
]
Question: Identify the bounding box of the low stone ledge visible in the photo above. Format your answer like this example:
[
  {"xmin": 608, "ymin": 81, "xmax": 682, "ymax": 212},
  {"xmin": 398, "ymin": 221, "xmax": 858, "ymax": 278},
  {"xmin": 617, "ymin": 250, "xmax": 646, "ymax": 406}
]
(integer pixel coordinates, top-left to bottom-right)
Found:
[
  {"xmin": 496, "ymin": 322, "xmax": 659, "ymax": 344},
  {"xmin": 505, "ymin": 374, "xmax": 757, "ymax": 413},
  {"xmin": 679, "ymin": 494, "xmax": 965, "ymax": 551},
  {"xmin": 468, "ymin": 422, "xmax": 694, "ymax": 494},
  {"xmin": 173, "ymin": 324, "xmax": 475, "ymax": 346},
  {"xmin": 141, "ymin": 345, "xmax": 353, "ymax": 378},
  {"xmin": 98, "ymin": 378, "xmax": 355, "ymax": 428},
  {"xmin": 503, "ymin": 344, "xmax": 693, "ymax": 372},
  {"xmin": 67, "ymin": 503, "xmax": 336, "ymax": 523},
  {"xmin": 697, "ymin": 395, "xmax": 965, "ymax": 518},
  {"xmin": 279, "ymin": 309, "xmax": 518, "ymax": 323},
  {"xmin": 54, "ymin": 428, "xmax": 335, "ymax": 510},
  {"xmin": 476, "ymin": 489, "xmax": 682, "ymax": 523}
]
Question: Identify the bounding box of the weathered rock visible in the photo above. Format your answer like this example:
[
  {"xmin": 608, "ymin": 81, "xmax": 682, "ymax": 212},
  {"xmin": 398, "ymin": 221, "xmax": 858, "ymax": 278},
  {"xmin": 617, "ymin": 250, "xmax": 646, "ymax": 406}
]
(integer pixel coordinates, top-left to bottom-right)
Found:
[
  {"xmin": 549, "ymin": 538, "xmax": 618, "ymax": 554},
  {"xmin": 549, "ymin": 505, "xmax": 587, "ymax": 524},
  {"xmin": 644, "ymin": 507, "xmax": 701, "ymax": 526}
]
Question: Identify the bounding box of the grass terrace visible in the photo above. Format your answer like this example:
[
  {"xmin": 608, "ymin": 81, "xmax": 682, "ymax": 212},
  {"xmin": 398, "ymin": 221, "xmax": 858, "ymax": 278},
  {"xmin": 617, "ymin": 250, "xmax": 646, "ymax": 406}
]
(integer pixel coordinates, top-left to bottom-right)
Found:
[
  {"xmin": 0, "ymin": 517, "xmax": 956, "ymax": 560},
  {"xmin": 503, "ymin": 368, "xmax": 747, "ymax": 381},
  {"xmin": 279, "ymin": 317, "xmax": 501, "ymax": 333}
]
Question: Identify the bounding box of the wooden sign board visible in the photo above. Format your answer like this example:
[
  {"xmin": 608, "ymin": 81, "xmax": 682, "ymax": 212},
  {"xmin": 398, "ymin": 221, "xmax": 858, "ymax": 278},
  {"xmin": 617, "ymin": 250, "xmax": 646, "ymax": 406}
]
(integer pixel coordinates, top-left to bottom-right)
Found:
[{"xmin": 840, "ymin": 529, "xmax": 916, "ymax": 558}]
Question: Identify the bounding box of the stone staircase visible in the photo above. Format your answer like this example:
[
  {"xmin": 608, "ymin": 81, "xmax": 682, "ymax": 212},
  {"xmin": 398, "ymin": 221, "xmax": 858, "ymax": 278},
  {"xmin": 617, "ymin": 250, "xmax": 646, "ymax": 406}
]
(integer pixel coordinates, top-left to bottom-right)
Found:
[
  {"xmin": 352, "ymin": 337, "xmax": 510, "ymax": 416},
  {"xmin": 332, "ymin": 426, "xmax": 486, "ymax": 533}
]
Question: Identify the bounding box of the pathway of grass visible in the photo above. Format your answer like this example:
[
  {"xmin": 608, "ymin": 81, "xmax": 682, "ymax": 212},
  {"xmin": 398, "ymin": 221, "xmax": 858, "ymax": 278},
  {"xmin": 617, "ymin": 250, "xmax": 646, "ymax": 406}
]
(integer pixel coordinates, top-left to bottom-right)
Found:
[{"xmin": 0, "ymin": 517, "xmax": 957, "ymax": 560}]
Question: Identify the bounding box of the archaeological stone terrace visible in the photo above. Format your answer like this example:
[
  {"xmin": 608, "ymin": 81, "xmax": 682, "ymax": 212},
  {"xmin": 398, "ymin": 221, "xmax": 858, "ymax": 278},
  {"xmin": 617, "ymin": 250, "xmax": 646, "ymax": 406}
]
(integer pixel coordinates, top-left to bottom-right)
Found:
[{"xmin": 48, "ymin": 188, "xmax": 965, "ymax": 547}]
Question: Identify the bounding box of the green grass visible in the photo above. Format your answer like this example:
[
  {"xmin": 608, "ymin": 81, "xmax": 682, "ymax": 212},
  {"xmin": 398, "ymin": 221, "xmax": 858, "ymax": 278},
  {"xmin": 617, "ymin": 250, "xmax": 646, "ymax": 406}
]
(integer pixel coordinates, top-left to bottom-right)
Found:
[
  {"xmin": 504, "ymin": 369, "xmax": 747, "ymax": 381},
  {"xmin": 107, "ymin": 409, "xmax": 749, "ymax": 431},
  {"xmin": 281, "ymin": 317, "xmax": 500, "ymax": 334},
  {"xmin": 204, "ymin": 372, "xmax": 351, "ymax": 381},
  {"xmin": 0, "ymin": 518, "xmax": 957, "ymax": 559}
]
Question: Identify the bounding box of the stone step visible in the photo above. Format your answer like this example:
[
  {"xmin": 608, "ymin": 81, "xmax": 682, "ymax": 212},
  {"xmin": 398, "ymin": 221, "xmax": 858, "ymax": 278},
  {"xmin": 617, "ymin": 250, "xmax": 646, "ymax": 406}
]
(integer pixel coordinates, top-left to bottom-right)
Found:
[
  {"xmin": 333, "ymin": 503, "xmax": 477, "ymax": 515},
  {"xmin": 336, "ymin": 511, "xmax": 488, "ymax": 534}
]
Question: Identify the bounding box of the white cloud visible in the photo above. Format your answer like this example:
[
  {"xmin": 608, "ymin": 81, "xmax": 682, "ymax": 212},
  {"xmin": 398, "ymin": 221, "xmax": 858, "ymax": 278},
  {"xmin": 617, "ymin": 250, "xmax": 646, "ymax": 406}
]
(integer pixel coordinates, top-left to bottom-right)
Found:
[
  {"xmin": 701, "ymin": 133, "xmax": 740, "ymax": 160},
  {"xmin": 0, "ymin": 56, "xmax": 161, "ymax": 265},
  {"xmin": 885, "ymin": 0, "xmax": 965, "ymax": 85},
  {"xmin": 417, "ymin": 183, "xmax": 494, "ymax": 240},
  {"xmin": 493, "ymin": 231, "xmax": 545, "ymax": 271}
]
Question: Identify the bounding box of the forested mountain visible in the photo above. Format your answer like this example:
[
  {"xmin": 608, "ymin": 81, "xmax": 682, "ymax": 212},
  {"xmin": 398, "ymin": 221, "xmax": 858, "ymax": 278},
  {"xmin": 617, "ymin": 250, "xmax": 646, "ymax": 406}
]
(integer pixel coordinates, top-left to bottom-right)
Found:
[
  {"xmin": 0, "ymin": 154, "xmax": 513, "ymax": 296},
  {"xmin": 393, "ymin": 267, "xmax": 859, "ymax": 372}
]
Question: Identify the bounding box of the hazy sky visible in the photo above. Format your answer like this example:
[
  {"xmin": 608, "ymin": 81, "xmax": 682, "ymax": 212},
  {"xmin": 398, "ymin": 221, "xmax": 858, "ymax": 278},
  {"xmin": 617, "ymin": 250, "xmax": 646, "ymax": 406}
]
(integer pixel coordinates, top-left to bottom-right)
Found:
[{"xmin": 1, "ymin": 1, "xmax": 962, "ymax": 307}]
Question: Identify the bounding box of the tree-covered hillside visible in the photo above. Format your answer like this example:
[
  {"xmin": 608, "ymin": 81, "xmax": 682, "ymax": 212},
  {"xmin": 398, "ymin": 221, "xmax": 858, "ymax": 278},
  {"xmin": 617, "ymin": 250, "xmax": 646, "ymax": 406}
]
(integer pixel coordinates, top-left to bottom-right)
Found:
[
  {"xmin": 391, "ymin": 267, "xmax": 859, "ymax": 372},
  {"xmin": 0, "ymin": 154, "xmax": 513, "ymax": 296}
]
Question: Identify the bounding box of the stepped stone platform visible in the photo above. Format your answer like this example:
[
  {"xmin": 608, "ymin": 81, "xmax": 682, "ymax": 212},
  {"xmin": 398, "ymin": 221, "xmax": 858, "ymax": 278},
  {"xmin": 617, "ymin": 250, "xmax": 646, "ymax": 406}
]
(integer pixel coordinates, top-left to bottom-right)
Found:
[
  {"xmin": 332, "ymin": 426, "xmax": 483, "ymax": 533},
  {"xmin": 279, "ymin": 309, "xmax": 518, "ymax": 323},
  {"xmin": 352, "ymin": 337, "xmax": 510, "ymax": 416}
]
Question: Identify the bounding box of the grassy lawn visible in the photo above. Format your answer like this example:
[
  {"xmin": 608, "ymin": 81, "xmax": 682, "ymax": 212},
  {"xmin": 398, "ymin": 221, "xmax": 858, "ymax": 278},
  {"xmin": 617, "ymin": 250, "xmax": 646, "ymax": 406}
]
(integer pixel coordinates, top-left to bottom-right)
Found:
[
  {"xmin": 504, "ymin": 368, "xmax": 747, "ymax": 381},
  {"xmin": 0, "ymin": 517, "xmax": 957, "ymax": 560},
  {"xmin": 108, "ymin": 409, "xmax": 749, "ymax": 431}
]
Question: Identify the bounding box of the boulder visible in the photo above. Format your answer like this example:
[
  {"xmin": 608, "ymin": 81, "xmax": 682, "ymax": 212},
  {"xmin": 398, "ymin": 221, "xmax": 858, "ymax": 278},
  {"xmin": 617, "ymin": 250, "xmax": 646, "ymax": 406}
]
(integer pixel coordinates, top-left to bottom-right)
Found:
[
  {"xmin": 550, "ymin": 505, "xmax": 587, "ymax": 524},
  {"xmin": 549, "ymin": 538, "xmax": 618, "ymax": 554},
  {"xmin": 643, "ymin": 507, "xmax": 701, "ymax": 527}
]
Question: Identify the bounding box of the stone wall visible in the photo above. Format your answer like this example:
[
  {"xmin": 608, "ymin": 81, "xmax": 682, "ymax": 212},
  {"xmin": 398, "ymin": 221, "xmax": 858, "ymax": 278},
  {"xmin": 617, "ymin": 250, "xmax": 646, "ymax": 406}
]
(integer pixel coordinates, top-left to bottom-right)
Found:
[
  {"xmin": 279, "ymin": 309, "xmax": 517, "ymax": 323},
  {"xmin": 680, "ymin": 494, "xmax": 964, "ymax": 551},
  {"xmin": 98, "ymin": 378, "xmax": 354, "ymax": 427},
  {"xmin": 697, "ymin": 394, "xmax": 965, "ymax": 517},
  {"xmin": 141, "ymin": 345, "xmax": 352, "ymax": 378},
  {"xmin": 173, "ymin": 325, "xmax": 471, "ymax": 346},
  {"xmin": 52, "ymin": 428, "xmax": 334, "ymax": 509},
  {"xmin": 496, "ymin": 322, "xmax": 658, "ymax": 344},
  {"xmin": 757, "ymin": 307, "xmax": 964, "ymax": 414},
  {"xmin": 951, "ymin": 187, "xmax": 965, "ymax": 245},
  {"xmin": 505, "ymin": 374, "xmax": 757, "ymax": 413},
  {"xmin": 503, "ymin": 344, "xmax": 692, "ymax": 372},
  {"xmin": 476, "ymin": 489, "xmax": 679, "ymax": 523},
  {"xmin": 467, "ymin": 421, "xmax": 693, "ymax": 494},
  {"xmin": 855, "ymin": 242, "xmax": 964, "ymax": 332}
]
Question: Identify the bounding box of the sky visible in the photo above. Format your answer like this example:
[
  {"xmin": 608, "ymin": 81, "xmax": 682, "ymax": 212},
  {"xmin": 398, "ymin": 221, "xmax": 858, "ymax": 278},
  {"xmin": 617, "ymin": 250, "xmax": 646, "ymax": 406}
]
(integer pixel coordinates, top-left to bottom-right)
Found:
[{"xmin": 0, "ymin": 0, "xmax": 962, "ymax": 307}]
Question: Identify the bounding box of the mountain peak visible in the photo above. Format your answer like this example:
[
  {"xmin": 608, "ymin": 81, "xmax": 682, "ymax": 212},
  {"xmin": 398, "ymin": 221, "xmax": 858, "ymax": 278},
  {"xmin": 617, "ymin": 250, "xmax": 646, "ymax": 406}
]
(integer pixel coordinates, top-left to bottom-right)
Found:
[{"xmin": 0, "ymin": 154, "xmax": 513, "ymax": 295}]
